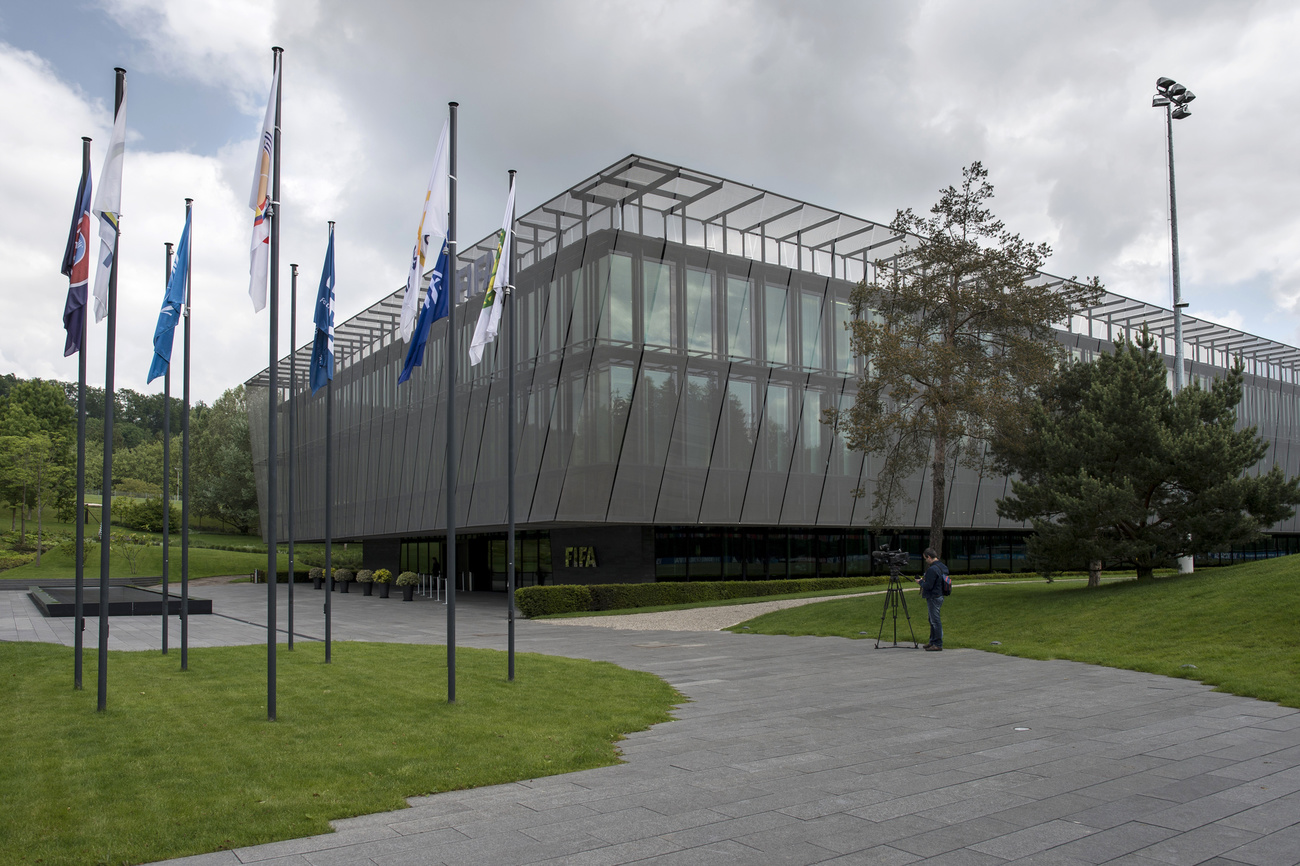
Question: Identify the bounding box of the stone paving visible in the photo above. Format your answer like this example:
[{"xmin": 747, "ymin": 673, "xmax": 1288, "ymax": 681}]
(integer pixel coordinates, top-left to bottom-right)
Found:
[{"xmin": 2, "ymin": 583, "xmax": 1298, "ymax": 866}]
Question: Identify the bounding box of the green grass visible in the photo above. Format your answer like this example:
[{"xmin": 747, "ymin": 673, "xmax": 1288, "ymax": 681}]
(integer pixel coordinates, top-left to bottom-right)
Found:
[
  {"xmin": 0, "ymin": 641, "xmax": 680, "ymax": 866},
  {"xmin": 0, "ymin": 539, "xmax": 283, "ymax": 580},
  {"xmin": 729, "ymin": 557, "xmax": 1300, "ymax": 708}
]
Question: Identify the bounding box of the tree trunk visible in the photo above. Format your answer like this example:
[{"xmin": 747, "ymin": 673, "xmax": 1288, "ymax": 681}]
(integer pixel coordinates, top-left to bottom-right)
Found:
[
  {"xmin": 35, "ymin": 465, "xmax": 42, "ymax": 566},
  {"xmin": 1135, "ymin": 564, "xmax": 1154, "ymax": 581},
  {"xmin": 929, "ymin": 427, "xmax": 947, "ymax": 555},
  {"xmin": 19, "ymin": 481, "xmax": 26, "ymax": 546},
  {"xmin": 1088, "ymin": 559, "xmax": 1101, "ymax": 588}
]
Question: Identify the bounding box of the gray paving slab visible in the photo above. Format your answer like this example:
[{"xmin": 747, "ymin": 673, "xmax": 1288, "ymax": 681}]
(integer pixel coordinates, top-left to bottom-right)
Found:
[{"xmin": 3, "ymin": 584, "xmax": 1299, "ymax": 866}]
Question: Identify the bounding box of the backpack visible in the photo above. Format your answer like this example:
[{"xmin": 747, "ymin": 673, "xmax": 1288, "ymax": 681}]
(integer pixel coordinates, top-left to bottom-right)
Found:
[{"xmin": 939, "ymin": 565, "xmax": 952, "ymax": 596}]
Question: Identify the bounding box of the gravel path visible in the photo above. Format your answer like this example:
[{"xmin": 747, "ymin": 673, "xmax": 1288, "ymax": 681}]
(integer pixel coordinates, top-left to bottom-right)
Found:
[{"xmin": 536, "ymin": 590, "xmax": 881, "ymax": 631}]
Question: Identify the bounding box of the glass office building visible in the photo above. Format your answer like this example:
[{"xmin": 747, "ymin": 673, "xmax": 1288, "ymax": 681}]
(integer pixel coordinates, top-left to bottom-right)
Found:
[{"xmin": 247, "ymin": 156, "xmax": 1300, "ymax": 586}]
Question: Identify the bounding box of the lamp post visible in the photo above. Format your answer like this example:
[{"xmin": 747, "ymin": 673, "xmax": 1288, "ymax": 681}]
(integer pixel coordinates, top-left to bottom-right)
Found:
[{"xmin": 1153, "ymin": 76, "xmax": 1195, "ymax": 393}]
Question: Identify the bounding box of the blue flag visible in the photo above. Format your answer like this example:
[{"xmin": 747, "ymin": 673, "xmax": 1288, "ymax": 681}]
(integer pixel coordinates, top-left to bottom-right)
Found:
[
  {"xmin": 397, "ymin": 240, "xmax": 450, "ymax": 385},
  {"xmin": 146, "ymin": 210, "xmax": 190, "ymax": 383},
  {"xmin": 310, "ymin": 227, "xmax": 336, "ymax": 395},
  {"xmin": 61, "ymin": 155, "xmax": 93, "ymax": 357}
]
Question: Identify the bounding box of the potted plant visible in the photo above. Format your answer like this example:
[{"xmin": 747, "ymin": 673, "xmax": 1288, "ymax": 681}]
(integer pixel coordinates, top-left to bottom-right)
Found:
[
  {"xmin": 310, "ymin": 566, "xmax": 324, "ymax": 590},
  {"xmin": 336, "ymin": 568, "xmax": 354, "ymax": 593},
  {"xmin": 373, "ymin": 568, "xmax": 393, "ymax": 599},
  {"xmin": 356, "ymin": 569, "xmax": 374, "ymax": 596},
  {"xmin": 396, "ymin": 570, "xmax": 419, "ymax": 601}
]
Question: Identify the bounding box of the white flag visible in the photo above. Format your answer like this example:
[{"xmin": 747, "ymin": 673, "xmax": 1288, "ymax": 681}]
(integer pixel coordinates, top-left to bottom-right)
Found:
[
  {"xmin": 248, "ymin": 59, "xmax": 280, "ymax": 312},
  {"xmin": 91, "ymin": 81, "xmax": 127, "ymax": 323},
  {"xmin": 400, "ymin": 119, "xmax": 450, "ymax": 343},
  {"xmin": 468, "ymin": 175, "xmax": 516, "ymax": 366}
]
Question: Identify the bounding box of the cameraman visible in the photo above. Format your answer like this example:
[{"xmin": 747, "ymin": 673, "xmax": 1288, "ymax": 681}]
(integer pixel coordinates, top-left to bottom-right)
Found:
[{"xmin": 916, "ymin": 547, "xmax": 947, "ymax": 651}]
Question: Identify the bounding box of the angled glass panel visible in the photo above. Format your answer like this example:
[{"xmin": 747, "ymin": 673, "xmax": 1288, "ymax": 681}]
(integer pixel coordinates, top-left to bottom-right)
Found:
[
  {"xmin": 597, "ymin": 252, "xmax": 634, "ymax": 345},
  {"xmin": 818, "ymin": 383, "xmax": 865, "ymax": 526},
  {"xmin": 741, "ymin": 379, "xmax": 793, "ymax": 524},
  {"xmin": 801, "ymin": 289, "xmax": 824, "ymax": 370},
  {"xmin": 764, "ymin": 283, "xmax": 789, "ymax": 366},
  {"xmin": 833, "ymin": 296, "xmax": 854, "ymax": 375},
  {"xmin": 685, "ymin": 268, "xmax": 715, "ymax": 355},
  {"xmin": 557, "ymin": 352, "xmax": 634, "ymax": 521},
  {"xmin": 726, "ymin": 276, "xmax": 754, "ymax": 360},
  {"xmin": 643, "ymin": 259, "xmax": 676, "ymax": 349},
  {"xmin": 607, "ymin": 357, "xmax": 681, "ymax": 522},
  {"xmin": 781, "ymin": 383, "xmax": 828, "ymax": 525},
  {"xmin": 656, "ymin": 366, "xmax": 723, "ymax": 523},
  {"xmin": 698, "ymin": 369, "xmax": 762, "ymax": 523}
]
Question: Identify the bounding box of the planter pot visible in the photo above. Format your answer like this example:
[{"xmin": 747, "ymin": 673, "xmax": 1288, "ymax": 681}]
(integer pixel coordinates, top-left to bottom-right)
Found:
[
  {"xmin": 378, "ymin": 583, "xmax": 390, "ymax": 599},
  {"xmin": 313, "ymin": 577, "xmax": 323, "ymax": 591},
  {"xmin": 402, "ymin": 585, "xmax": 415, "ymax": 602},
  {"xmin": 340, "ymin": 582, "xmax": 350, "ymax": 594},
  {"xmin": 361, "ymin": 583, "xmax": 373, "ymax": 596}
]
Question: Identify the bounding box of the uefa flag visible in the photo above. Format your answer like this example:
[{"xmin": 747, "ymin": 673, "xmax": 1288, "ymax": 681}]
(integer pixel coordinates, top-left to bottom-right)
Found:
[
  {"xmin": 92, "ymin": 82, "xmax": 127, "ymax": 323},
  {"xmin": 60, "ymin": 150, "xmax": 93, "ymax": 356},
  {"xmin": 468, "ymin": 176, "xmax": 516, "ymax": 366},
  {"xmin": 147, "ymin": 210, "xmax": 191, "ymax": 383},
  {"xmin": 248, "ymin": 58, "xmax": 280, "ymax": 312},
  {"xmin": 400, "ymin": 119, "xmax": 450, "ymax": 343},
  {"xmin": 397, "ymin": 241, "xmax": 450, "ymax": 385},
  {"xmin": 310, "ymin": 226, "xmax": 336, "ymax": 395}
]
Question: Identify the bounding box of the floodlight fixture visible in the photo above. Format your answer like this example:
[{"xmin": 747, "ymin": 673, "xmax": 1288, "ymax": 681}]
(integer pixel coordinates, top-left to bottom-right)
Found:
[{"xmin": 1152, "ymin": 76, "xmax": 1196, "ymax": 393}]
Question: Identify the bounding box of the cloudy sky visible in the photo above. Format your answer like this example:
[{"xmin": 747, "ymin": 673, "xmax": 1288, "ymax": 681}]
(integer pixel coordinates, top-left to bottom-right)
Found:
[{"xmin": 3, "ymin": 0, "xmax": 1298, "ymax": 404}]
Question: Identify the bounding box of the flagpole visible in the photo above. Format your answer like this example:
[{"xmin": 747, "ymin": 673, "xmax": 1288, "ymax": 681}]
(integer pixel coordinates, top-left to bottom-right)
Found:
[
  {"xmin": 181, "ymin": 197, "xmax": 193, "ymax": 671},
  {"xmin": 446, "ymin": 101, "xmax": 458, "ymax": 704},
  {"xmin": 162, "ymin": 241, "xmax": 173, "ymax": 655},
  {"xmin": 324, "ymin": 221, "xmax": 335, "ymax": 664},
  {"xmin": 97, "ymin": 67, "xmax": 125, "ymax": 713},
  {"xmin": 74, "ymin": 135, "xmax": 90, "ymax": 691},
  {"xmin": 506, "ymin": 169, "xmax": 517, "ymax": 682},
  {"xmin": 266, "ymin": 45, "xmax": 283, "ymax": 723},
  {"xmin": 288, "ymin": 262, "xmax": 297, "ymax": 651}
]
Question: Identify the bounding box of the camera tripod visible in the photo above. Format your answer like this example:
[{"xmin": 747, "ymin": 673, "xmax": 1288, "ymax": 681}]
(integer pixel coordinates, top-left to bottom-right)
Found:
[{"xmin": 875, "ymin": 564, "xmax": 920, "ymax": 649}]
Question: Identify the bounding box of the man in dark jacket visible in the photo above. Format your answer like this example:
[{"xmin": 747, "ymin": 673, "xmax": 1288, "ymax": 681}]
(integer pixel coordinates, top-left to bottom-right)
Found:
[{"xmin": 916, "ymin": 547, "xmax": 947, "ymax": 651}]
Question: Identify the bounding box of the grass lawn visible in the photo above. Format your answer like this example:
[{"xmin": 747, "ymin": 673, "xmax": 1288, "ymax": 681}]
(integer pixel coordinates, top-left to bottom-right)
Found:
[
  {"xmin": 0, "ymin": 539, "xmax": 283, "ymax": 581},
  {"xmin": 729, "ymin": 557, "xmax": 1300, "ymax": 709},
  {"xmin": 0, "ymin": 641, "xmax": 680, "ymax": 866}
]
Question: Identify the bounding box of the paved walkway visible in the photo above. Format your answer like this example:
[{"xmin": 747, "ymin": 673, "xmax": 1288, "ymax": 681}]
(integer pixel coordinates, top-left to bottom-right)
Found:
[{"xmin": 3, "ymin": 584, "xmax": 1298, "ymax": 866}]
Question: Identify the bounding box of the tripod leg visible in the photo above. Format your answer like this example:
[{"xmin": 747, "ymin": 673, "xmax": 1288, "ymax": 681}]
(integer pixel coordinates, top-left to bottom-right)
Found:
[
  {"xmin": 896, "ymin": 578, "xmax": 920, "ymax": 647},
  {"xmin": 875, "ymin": 582, "xmax": 893, "ymax": 648}
]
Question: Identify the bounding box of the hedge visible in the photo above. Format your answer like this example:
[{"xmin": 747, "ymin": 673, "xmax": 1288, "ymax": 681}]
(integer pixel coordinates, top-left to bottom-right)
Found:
[{"xmin": 514, "ymin": 576, "xmax": 890, "ymax": 618}]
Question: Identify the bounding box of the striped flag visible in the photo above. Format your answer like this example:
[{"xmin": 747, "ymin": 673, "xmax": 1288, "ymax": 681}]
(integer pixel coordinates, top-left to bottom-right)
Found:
[
  {"xmin": 248, "ymin": 58, "xmax": 280, "ymax": 312},
  {"xmin": 60, "ymin": 147, "xmax": 93, "ymax": 356},
  {"xmin": 468, "ymin": 175, "xmax": 516, "ymax": 366}
]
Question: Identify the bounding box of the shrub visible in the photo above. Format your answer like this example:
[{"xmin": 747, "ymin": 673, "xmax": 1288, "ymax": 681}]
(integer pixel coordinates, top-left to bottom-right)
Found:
[
  {"xmin": 116, "ymin": 497, "xmax": 180, "ymax": 534},
  {"xmin": 515, "ymin": 584, "xmax": 593, "ymax": 617},
  {"xmin": 395, "ymin": 571, "xmax": 418, "ymax": 587},
  {"xmin": 356, "ymin": 569, "xmax": 374, "ymax": 583},
  {"xmin": 309, "ymin": 567, "xmax": 323, "ymax": 582},
  {"xmin": 516, "ymin": 576, "xmax": 888, "ymax": 617},
  {"xmin": 373, "ymin": 569, "xmax": 392, "ymax": 584},
  {"xmin": 335, "ymin": 569, "xmax": 354, "ymax": 584}
]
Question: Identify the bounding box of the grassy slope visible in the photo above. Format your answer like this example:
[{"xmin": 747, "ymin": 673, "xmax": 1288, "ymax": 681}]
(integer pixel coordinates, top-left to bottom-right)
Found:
[
  {"xmin": 1, "ymin": 539, "xmax": 283, "ymax": 580},
  {"xmin": 0, "ymin": 641, "xmax": 679, "ymax": 866},
  {"xmin": 731, "ymin": 557, "xmax": 1300, "ymax": 709}
]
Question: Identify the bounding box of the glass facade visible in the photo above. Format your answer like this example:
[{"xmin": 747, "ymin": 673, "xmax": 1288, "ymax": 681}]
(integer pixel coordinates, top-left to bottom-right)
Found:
[{"xmin": 248, "ymin": 155, "xmax": 1300, "ymax": 582}]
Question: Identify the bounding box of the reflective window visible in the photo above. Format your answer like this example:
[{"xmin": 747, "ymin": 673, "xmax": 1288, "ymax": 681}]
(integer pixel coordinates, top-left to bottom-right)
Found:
[
  {"xmin": 685, "ymin": 268, "xmax": 714, "ymax": 355},
  {"xmin": 834, "ymin": 298, "xmax": 853, "ymax": 373},
  {"xmin": 684, "ymin": 372, "xmax": 717, "ymax": 467},
  {"xmin": 721, "ymin": 379, "xmax": 756, "ymax": 469},
  {"xmin": 726, "ymin": 276, "xmax": 753, "ymax": 359},
  {"xmin": 761, "ymin": 383, "xmax": 791, "ymax": 471},
  {"xmin": 801, "ymin": 290, "xmax": 823, "ymax": 369},
  {"xmin": 598, "ymin": 253, "xmax": 634, "ymax": 343},
  {"xmin": 765, "ymin": 284, "xmax": 789, "ymax": 365},
  {"xmin": 643, "ymin": 260, "xmax": 675, "ymax": 348}
]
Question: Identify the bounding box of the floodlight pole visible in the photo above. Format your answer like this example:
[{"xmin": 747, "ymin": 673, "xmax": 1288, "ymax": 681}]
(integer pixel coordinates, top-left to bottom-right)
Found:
[{"xmin": 1155, "ymin": 77, "xmax": 1194, "ymax": 393}]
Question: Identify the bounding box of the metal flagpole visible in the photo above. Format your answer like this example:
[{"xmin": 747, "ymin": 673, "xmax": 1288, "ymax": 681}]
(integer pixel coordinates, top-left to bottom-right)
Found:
[
  {"xmin": 325, "ymin": 219, "xmax": 336, "ymax": 664},
  {"xmin": 181, "ymin": 197, "xmax": 193, "ymax": 671},
  {"xmin": 446, "ymin": 101, "xmax": 458, "ymax": 703},
  {"xmin": 162, "ymin": 241, "xmax": 173, "ymax": 655},
  {"xmin": 324, "ymin": 360, "xmax": 332, "ymax": 663},
  {"xmin": 97, "ymin": 67, "xmax": 125, "ymax": 713},
  {"xmin": 266, "ymin": 45, "xmax": 283, "ymax": 723},
  {"xmin": 288, "ymin": 262, "xmax": 297, "ymax": 650},
  {"xmin": 506, "ymin": 169, "xmax": 516, "ymax": 682},
  {"xmin": 74, "ymin": 135, "xmax": 90, "ymax": 691}
]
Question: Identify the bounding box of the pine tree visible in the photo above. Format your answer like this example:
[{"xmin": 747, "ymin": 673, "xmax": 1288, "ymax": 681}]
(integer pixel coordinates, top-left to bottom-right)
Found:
[
  {"xmin": 993, "ymin": 332, "xmax": 1300, "ymax": 582},
  {"xmin": 835, "ymin": 162, "xmax": 1100, "ymax": 552}
]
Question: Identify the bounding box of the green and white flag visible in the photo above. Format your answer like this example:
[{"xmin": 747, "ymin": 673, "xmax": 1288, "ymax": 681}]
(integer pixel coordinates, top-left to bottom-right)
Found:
[{"xmin": 467, "ymin": 175, "xmax": 515, "ymax": 366}]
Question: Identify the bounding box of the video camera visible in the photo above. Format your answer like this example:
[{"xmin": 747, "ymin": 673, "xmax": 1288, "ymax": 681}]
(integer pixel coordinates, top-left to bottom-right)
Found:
[{"xmin": 870, "ymin": 545, "xmax": 910, "ymax": 569}]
